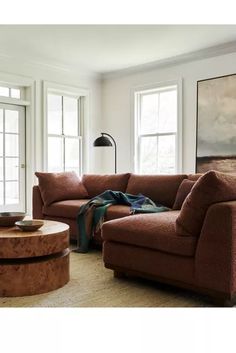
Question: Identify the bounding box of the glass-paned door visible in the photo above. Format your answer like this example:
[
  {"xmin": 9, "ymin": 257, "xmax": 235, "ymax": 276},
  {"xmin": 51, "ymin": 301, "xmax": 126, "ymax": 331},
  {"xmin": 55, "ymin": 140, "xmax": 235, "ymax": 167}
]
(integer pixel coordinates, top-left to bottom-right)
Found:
[{"xmin": 0, "ymin": 103, "xmax": 25, "ymax": 212}]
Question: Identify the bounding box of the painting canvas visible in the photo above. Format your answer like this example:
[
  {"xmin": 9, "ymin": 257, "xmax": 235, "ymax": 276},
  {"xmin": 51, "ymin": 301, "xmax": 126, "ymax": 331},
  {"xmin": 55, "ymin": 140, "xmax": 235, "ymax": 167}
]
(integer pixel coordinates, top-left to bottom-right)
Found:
[{"xmin": 196, "ymin": 74, "xmax": 236, "ymax": 173}]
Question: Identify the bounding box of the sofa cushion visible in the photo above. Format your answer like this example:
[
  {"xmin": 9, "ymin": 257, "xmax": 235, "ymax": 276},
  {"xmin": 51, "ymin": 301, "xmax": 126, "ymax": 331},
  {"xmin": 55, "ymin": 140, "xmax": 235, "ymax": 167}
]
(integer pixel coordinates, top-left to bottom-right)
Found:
[
  {"xmin": 105, "ymin": 205, "xmax": 131, "ymax": 221},
  {"xmin": 176, "ymin": 170, "xmax": 236, "ymax": 237},
  {"xmin": 43, "ymin": 199, "xmax": 89, "ymax": 219},
  {"xmin": 82, "ymin": 173, "xmax": 131, "ymax": 198},
  {"xmin": 43, "ymin": 200, "xmax": 130, "ymax": 222},
  {"xmin": 126, "ymin": 174, "xmax": 188, "ymax": 208},
  {"xmin": 102, "ymin": 211, "xmax": 197, "ymax": 257},
  {"xmin": 35, "ymin": 171, "xmax": 89, "ymax": 206},
  {"xmin": 91, "ymin": 205, "xmax": 131, "ymax": 247},
  {"xmin": 172, "ymin": 180, "xmax": 195, "ymax": 210}
]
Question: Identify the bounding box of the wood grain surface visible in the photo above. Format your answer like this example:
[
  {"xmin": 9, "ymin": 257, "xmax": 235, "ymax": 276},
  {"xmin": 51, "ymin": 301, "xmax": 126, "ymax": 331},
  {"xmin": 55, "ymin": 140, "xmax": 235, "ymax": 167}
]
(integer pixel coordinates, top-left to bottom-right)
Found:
[
  {"xmin": 0, "ymin": 250, "xmax": 70, "ymax": 297},
  {"xmin": 0, "ymin": 220, "xmax": 70, "ymax": 297},
  {"xmin": 0, "ymin": 220, "xmax": 69, "ymax": 258}
]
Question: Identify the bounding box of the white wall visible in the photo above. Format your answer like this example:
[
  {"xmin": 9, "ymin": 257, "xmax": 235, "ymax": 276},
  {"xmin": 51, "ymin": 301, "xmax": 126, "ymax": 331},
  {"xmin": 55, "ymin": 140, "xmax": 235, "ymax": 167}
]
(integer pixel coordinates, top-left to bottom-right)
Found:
[{"xmin": 101, "ymin": 51, "xmax": 236, "ymax": 174}]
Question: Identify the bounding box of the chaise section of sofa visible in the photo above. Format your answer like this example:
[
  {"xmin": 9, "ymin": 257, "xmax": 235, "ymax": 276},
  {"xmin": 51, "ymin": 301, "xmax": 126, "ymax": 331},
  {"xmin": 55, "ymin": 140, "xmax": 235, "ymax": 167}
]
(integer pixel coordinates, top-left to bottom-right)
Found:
[
  {"xmin": 102, "ymin": 171, "xmax": 236, "ymax": 305},
  {"xmin": 102, "ymin": 200, "xmax": 236, "ymax": 305},
  {"xmin": 102, "ymin": 211, "xmax": 197, "ymax": 257}
]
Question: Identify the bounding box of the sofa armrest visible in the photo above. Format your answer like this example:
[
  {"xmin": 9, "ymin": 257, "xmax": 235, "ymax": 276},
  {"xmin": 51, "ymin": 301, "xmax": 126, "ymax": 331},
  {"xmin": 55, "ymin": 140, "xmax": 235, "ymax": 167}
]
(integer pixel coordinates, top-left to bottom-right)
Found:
[
  {"xmin": 32, "ymin": 186, "xmax": 44, "ymax": 219},
  {"xmin": 195, "ymin": 201, "xmax": 236, "ymax": 296}
]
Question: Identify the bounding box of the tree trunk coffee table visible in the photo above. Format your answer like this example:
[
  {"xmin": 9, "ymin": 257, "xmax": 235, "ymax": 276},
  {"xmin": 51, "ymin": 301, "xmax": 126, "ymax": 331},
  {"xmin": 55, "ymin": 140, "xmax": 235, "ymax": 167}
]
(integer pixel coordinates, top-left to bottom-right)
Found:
[{"xmin": 0, "ymin": 220, "xmax": 70, "ymax": 297}]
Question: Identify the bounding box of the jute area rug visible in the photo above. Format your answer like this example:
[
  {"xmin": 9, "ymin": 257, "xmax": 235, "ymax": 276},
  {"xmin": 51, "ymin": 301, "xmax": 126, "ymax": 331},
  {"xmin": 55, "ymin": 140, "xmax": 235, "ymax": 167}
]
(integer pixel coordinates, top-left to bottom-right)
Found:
[{"xmin": 0, "ymin": 249, "xmax": 211, "ymax": 307}]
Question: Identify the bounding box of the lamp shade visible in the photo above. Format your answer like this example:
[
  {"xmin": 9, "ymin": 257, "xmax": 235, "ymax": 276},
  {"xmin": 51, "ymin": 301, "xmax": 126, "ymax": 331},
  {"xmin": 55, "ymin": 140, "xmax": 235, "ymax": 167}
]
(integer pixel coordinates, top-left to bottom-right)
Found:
[
  {"xmin": 93, "ymin": 135, "xmax": 112, "ymax": 147},
  {"xmin": 93, "ymin": 132, "xmax": 117, "ymax": 173}
]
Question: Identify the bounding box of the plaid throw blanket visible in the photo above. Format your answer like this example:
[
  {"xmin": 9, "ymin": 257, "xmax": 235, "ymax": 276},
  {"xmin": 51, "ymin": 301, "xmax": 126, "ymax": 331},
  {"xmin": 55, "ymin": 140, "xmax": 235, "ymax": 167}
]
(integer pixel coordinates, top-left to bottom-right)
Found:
[{"xmin": 74, "ymin": 190, "xmax": 169, "ymax": 253}]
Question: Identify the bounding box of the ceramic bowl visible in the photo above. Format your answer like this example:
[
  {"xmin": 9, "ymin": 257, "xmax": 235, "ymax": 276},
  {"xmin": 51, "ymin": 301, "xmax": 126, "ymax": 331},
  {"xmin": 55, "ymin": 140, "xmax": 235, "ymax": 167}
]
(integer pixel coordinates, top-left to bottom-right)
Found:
[
  {"xmin": 0, "ymin": 212, "xmax": 26, "ymax": 227},
  {"xmin": 15, "ymin": 220, "xmax": 44, "ymax": 232}
]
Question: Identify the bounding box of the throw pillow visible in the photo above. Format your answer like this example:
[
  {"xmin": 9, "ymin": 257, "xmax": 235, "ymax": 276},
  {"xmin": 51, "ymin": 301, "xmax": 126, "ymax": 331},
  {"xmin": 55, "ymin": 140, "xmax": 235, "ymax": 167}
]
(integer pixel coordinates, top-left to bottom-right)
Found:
[
  {"xmin": 35, "ymin": 171, "xmax": 89, "ymax": 206},
  {"xmin": 172, "ymin": 179, "xmax": 195, "ymax": 210},
  {"xmin": 176, "ymin": 170, "xmax": 236, "ymax": 237}
]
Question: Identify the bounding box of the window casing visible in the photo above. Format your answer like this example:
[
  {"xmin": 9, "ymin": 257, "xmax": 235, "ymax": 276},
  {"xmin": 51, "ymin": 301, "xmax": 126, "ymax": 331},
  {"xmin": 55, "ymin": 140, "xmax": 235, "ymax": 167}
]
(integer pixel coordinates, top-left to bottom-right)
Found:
[
  {"xmin": 135, "ymin": 84, "xmax": 180, "ymax": 175},
  {"xmin": 46, "ymin": 92, "xmax": 83, "ymax": 175}
]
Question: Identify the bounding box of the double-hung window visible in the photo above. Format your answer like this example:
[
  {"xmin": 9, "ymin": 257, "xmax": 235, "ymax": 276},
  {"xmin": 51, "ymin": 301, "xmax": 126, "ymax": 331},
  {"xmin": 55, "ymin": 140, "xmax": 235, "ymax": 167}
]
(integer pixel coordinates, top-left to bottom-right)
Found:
[
  {"xmin": 135, "ymin": 83, "xmax": 180, "ymax": 174},
  {"xmin": 46, "ymin": 92, "xmax": 83, "ymax": 175}
]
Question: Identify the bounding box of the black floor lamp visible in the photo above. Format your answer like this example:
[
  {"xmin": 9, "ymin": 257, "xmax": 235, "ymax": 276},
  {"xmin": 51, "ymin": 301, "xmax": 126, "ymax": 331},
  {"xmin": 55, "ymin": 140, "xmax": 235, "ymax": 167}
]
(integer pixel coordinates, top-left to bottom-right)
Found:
[{"xmin": 93, "ymin": 132, "xmax": 117, "ymax": 173}]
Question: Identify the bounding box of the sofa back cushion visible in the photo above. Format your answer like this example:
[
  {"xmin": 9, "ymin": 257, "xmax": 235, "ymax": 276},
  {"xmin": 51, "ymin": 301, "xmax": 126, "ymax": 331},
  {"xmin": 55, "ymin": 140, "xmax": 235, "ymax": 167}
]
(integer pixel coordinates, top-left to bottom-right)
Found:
[
  {"xmin": 173, "ymin": 179, "xmax": 195, "ymax": 210},
  {"xmin": 35, "ymin": 171, "xmax": 89, "ymax": 206},
  {"xmin": 82, "ymin": 173, "xmax": 131, "ymax": 198},
  {"xmin": 126, "ymin": 174, "xmax": 188, "ymax": 208},
  {"xmin": 176, "ymin": 170, "xmax": 236, "ymax": 237}
]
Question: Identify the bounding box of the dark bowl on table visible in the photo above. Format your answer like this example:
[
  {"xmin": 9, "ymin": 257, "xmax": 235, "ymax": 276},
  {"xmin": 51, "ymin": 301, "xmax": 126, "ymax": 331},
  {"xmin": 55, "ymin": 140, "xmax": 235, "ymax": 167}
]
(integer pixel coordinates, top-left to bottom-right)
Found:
[
  {"xmin": 0, "ymin": 212, "xmax": 26, "ymax": 227},
  {"xmin": 15, "ymin": 220, "xmax": 44, "ymax": 232}
]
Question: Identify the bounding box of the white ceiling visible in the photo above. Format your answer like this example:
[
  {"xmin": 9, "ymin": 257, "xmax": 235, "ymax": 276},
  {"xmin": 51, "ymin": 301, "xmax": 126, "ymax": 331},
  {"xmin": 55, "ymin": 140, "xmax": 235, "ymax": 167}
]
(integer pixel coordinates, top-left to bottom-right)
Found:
[{"xmin": 1, "ymin": 25, "xmax": 236, "ymax": 74}]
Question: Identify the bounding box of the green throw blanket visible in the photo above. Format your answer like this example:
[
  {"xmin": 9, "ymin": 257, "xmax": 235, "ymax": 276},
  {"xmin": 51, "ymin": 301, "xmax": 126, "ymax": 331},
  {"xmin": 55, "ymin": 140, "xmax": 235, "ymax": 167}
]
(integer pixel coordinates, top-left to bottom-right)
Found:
[{"xmin": 74, "ymin": 190, "xmax": 169, "ymax": 253}]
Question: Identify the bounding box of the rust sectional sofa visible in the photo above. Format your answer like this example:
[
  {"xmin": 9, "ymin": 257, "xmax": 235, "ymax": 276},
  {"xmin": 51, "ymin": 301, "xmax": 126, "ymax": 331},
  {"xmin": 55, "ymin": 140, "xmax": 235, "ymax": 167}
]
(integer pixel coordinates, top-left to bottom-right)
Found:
[
  {"xmin": 33, "ymin": 171, "xmax": 236, "ymax": 305},
  {"xmin": 33, "ymin": 172, "xmax": 189, "ymax": 245}
]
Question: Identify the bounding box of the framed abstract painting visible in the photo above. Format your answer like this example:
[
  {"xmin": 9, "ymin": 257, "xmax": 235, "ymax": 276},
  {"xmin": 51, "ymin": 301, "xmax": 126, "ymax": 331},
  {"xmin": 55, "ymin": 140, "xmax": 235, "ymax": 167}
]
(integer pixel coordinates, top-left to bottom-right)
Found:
[{"xmin": 196, "ymin": 73, "xmax": 236, "ymax": 173}]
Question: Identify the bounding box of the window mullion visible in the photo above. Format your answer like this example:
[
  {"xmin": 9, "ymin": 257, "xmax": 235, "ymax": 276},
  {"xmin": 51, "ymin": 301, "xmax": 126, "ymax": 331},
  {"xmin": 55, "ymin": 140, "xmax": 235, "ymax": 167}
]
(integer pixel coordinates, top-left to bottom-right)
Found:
[{"xmin": 139, "ymin": 132, "xmax": 175, "ymax": 138}]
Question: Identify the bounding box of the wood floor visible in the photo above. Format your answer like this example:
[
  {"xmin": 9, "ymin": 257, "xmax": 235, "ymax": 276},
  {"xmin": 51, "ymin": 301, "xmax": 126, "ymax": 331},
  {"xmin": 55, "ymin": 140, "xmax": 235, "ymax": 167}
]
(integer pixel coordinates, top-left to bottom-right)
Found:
[{"xmin": 0, "ymin": 249, "xmax": 212, "ymax": 307}]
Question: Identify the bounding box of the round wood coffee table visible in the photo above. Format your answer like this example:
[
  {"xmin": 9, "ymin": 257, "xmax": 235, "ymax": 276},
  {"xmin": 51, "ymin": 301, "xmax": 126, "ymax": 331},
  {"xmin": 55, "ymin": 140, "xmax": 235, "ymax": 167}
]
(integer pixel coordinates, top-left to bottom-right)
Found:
[{"xmin": 0, "ymin": 220, "xmax": 70, "ymax": 297}]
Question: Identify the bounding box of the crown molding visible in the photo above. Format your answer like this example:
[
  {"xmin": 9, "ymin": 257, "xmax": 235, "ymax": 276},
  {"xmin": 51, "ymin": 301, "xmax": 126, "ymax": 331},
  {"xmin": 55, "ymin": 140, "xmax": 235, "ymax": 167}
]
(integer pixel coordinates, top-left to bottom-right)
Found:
[
  {"xmin": 102, "ymin": 40, "xmax": 236, "ymax": 80},
  {"xmin": 0, "ymin": 52, "xmax": 71, "ymax": 73},
  {"xmin": 0, "ymin": 52, "xmax": 102, "ymax": 81}
]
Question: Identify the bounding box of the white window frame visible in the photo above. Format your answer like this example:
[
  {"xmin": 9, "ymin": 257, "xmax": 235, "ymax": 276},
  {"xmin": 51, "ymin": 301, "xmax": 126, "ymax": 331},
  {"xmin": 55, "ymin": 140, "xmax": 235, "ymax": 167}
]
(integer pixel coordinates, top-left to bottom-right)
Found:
[
  {"xmin": 132, "ymin": 79, "xmax": 183, "ymax": 174},
  {"xmin": 0, "ymin": 73, "xmax": 35, "ymax": 215},
  {"xmin": 43, "ymin": 81, "xmax": 90, "ymax": 175}
]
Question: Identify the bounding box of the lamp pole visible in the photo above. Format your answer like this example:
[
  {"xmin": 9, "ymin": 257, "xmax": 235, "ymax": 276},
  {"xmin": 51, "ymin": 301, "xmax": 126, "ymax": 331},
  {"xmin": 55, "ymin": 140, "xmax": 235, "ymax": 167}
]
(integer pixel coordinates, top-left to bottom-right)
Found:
[{"xmin": 101, "ymin": 132, "xmax": 117, "ymax": 173}]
